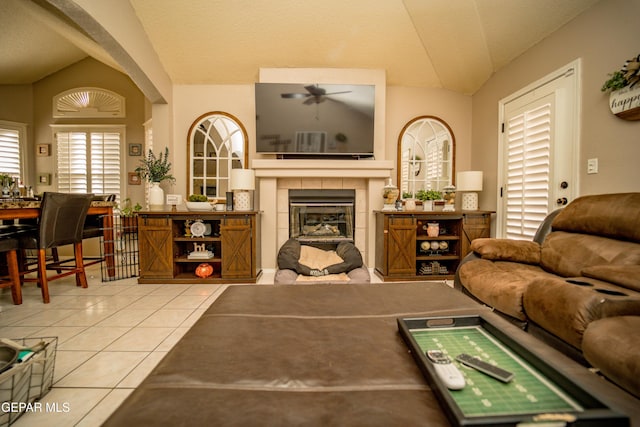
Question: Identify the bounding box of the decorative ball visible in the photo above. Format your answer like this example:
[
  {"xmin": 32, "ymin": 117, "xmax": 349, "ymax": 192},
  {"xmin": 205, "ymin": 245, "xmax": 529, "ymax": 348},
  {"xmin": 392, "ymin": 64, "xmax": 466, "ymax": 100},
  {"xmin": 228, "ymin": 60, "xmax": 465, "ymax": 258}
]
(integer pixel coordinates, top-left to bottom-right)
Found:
[
  {"xmin": 420, "ymin": 241, "xmax": 431, "ymax": 251},
  {"xmin": 439, "ymin": 241, "xmax": 449, "ymax": 251},
  {"xmin": 430, "ymin": 241, "xmax": 440, "ymax": 250},
  {"xmin": 195, "ymin": 263, "xmax": 214, "ymax": 278}
]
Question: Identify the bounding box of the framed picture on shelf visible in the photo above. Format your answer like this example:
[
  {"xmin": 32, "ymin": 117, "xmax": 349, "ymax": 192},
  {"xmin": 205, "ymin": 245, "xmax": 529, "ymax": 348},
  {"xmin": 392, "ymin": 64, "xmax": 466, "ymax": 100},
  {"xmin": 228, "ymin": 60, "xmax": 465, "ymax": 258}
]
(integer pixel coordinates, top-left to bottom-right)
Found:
[
  {"xmin": 128, "ymin": 172, "xmax": 141, "ymax": 185},
  {"xmin": 129, "ymin": 143, "xmax": 143, "ymax": 156}
]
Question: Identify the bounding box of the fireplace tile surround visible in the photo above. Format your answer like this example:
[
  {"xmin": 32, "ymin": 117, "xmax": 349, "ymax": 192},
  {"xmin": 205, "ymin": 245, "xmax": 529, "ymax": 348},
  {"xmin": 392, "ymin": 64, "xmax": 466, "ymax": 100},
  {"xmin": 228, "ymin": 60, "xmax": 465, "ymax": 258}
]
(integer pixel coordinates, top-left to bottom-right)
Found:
[{"xmin": 252, "ymin": 159, "xmax": 394, "ymax": 270}]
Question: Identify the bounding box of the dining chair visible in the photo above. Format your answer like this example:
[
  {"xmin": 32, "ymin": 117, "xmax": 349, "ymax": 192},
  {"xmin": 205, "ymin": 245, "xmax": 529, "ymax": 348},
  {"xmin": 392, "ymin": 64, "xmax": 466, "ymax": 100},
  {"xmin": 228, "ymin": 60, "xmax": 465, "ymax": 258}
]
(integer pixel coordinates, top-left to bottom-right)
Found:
[
  {"xmin": 81, "ymin": 194, "xmax": 116, "ymax": 267},
  {"xmin": 19, "ymin": 192, "xmax": 93, "ymax": 303},
  {"xmin": 0, "ymin": 234, "xmax": 22, "ymax": 305}
]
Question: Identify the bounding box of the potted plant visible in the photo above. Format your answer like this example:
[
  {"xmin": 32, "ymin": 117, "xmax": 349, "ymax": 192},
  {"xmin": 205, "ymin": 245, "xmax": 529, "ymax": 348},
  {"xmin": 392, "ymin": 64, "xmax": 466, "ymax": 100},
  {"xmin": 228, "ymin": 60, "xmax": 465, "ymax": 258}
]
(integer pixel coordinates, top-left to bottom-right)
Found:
[
  {"xmin": 415, "ymin": 189, "xmax": 442, "ymax": 211},
  {"xmin": 185, "ymin": 194, "xmax": 213, "ymax": 211},
  {"xmin": 119, "ymin": 198, "xmax": 142, "ymax": 232},
  {"xmin": 601, "ymin": 54, "xmax": 640, "ymax": 120},
  {"xmin": 135, "ymin": 147, "xmax": 175, "ymax": 209},
  {"xmin": 401, "ymin": 191, "xmax": 417, "ymax": 210}
]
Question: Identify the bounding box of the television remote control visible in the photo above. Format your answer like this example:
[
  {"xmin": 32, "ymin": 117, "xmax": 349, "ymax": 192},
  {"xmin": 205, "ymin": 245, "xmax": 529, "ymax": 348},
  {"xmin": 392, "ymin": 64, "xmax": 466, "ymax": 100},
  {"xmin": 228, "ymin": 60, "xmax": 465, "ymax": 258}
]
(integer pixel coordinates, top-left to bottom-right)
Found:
[
  {"xmin": 455, "ymin": 353, "xmax": 514, "ymax": 383},
  {"xmin": 426, "ymin": 350, "xmax": 466, "ymax": 390}
]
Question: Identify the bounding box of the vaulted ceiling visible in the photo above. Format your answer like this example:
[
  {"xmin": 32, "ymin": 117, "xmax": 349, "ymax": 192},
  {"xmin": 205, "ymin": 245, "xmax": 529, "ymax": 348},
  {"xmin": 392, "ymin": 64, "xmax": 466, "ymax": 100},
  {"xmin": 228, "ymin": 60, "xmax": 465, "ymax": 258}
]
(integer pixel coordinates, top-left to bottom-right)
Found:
[{"xmin": 0, "ymin": 0, "xmax": 600, "ymax": 95}]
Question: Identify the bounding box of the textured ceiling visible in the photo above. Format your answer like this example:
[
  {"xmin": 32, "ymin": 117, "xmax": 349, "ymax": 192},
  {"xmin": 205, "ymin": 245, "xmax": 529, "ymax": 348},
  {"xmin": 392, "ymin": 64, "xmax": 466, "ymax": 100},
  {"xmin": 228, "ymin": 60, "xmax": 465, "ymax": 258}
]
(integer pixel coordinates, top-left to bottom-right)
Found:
[{"xmin": 0, "ymin": 0, "xmax": 600, "ymax": 94}]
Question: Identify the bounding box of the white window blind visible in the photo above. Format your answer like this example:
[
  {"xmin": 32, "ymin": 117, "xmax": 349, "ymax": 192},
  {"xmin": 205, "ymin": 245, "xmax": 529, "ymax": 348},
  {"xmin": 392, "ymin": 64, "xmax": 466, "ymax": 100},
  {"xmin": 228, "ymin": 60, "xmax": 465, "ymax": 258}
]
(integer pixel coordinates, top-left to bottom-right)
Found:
[
  {"xmin": 90, "ymin": 132, "xmax": 121, "ymax": 196},
  {"xmin": 57, "ymin": 131, "xmax": 88, "ymax": 193},
  {"xmin": 56, "ymin": 129, "xmax": 122, "ymax": 200},
  {"xmin": 505, "ymin": 103, "xmax": 551, "ymax": 240},
  {"xmin": 0, "ymin": 126, "xmax": 22, "ymax": 178}
]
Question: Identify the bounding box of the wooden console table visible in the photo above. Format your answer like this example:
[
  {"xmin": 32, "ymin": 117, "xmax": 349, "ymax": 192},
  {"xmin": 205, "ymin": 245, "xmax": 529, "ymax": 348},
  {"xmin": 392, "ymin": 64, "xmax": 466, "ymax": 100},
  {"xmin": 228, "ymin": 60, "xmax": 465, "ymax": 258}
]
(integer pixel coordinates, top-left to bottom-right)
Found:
[
  {"xmin": 137, "ymin": 210, "xmax": 261, "ymax": 284},
  {"xmin": 375, "ymin": 210, "xmax": 493, "ymax": 281}
]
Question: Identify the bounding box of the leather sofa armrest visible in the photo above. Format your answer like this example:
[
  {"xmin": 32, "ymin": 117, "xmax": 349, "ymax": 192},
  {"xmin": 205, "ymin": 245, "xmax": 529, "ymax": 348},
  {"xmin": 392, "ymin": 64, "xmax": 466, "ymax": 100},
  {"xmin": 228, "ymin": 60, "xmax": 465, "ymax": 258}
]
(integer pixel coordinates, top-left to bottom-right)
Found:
[
  {"xmin": 470, "ymin": 238, "xmax": 541, "ymax": 265},
  {"xmin": 454, "ymin": 251, "xmax": 481, "ymax": 291}
]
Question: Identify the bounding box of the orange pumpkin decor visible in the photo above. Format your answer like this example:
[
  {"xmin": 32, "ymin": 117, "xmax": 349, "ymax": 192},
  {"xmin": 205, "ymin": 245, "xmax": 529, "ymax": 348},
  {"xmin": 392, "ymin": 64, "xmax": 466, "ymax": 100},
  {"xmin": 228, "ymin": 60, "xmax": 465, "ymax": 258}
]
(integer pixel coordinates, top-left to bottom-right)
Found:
[{"xmin": 195, "ymin": 263, "xmax": 214, "ymax": 278}]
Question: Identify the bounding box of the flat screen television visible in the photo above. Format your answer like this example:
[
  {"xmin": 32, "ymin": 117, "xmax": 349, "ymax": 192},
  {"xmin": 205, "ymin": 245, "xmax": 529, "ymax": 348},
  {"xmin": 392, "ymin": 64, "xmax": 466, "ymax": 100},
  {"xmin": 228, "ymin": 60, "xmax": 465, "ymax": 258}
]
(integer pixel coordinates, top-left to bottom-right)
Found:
[{"xmin": 255, "ymin": 83, "xmax": 375, "ymax": 157}]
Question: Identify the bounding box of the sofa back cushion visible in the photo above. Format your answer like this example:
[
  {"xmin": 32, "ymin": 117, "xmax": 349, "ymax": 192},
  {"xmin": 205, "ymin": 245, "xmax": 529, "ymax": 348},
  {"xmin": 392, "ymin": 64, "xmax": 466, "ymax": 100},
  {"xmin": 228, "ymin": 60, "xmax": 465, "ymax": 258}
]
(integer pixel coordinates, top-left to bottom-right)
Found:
[
  {"xmin": 541, "ymin": 231, "xmax": 640, "ymax": 277},
  {"xmin": 551, "ymin": 193, "xmax": 640, "ymax": 243}
]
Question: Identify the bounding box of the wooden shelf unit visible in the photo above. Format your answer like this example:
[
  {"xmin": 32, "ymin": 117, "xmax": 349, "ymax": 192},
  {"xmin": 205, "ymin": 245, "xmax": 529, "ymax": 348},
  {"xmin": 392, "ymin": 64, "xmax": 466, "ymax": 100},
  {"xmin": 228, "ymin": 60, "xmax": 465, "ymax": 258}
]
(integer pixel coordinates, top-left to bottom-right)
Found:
[
  {"xmin": 375, "ymin": 210, "xmax": 492, "ymax": 281},
  {"xmin": 138, "ymin": 210, "xmax": 260, "ymax": 284}
]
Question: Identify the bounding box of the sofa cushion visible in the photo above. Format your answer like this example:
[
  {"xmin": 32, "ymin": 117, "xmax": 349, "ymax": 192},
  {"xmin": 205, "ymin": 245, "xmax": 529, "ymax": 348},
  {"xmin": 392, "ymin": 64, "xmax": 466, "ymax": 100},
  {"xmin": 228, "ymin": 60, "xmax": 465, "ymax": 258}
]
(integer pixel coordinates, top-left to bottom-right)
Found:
[
  {"xmin": 540, "ymin": 231, "xmax": 640, "ymax": 277},
  {"xmin": 470, "ymin": 238, "xmax": 540, "ymax": 265},
  {"xmin": 523, "ymin": 277, "xmax": 640, "ymax": 349},
  {"xmin": 582, "ymin": 316, "xmax": 640, "ymax": 399},
  {"xmin": 458, "ymin": 259, "xmax": 554, "ymax": 320},
  {"xmin": 581, "ymin": 265, "xmax": 640, "ymax": 292},
  {"xmin": 551, "ymin": 193, "xmax": 640, "ymax": 243}
]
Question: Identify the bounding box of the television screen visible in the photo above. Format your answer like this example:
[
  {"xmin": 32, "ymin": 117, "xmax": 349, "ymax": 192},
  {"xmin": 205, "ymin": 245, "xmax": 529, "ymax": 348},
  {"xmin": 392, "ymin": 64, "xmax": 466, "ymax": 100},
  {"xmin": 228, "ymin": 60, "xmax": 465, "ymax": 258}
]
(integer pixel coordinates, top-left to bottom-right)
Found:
[{"xmin": 255, "ymin": 83, "xmax": 375, "ymax": 157}]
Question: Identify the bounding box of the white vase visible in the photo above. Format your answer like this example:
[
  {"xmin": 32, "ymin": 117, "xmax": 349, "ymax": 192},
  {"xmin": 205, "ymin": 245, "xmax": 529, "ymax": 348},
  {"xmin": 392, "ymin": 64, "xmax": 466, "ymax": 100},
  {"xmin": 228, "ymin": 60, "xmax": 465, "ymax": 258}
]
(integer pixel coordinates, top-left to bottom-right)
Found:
[
  {"xmin": 149, "ymin": 182, "xmax": 164, "ymax": 210},
  {"xmin": 423, "ymin": 200, "xmax": 434, "ymax": 211}
]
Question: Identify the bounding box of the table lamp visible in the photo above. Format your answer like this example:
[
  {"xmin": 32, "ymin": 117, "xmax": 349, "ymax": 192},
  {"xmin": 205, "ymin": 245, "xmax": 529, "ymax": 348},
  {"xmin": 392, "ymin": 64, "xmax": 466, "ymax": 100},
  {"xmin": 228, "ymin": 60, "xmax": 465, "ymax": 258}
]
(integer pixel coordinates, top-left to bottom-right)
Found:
[
  {"xmin": 456, "ymin": 171, "xmax": 483, "ymax": 210},
  {"xmin": 230, "ymin": 169, "xmax": 255, "ymax": 211}
]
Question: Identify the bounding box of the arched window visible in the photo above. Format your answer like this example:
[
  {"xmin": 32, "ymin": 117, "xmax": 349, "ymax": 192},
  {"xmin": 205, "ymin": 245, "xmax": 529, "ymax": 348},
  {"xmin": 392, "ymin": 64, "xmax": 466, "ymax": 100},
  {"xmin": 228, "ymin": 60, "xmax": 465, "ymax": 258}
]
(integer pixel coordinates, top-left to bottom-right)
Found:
[{"xmin": 53, "ymin": 87, "xmax": 125, "ymax": 118}]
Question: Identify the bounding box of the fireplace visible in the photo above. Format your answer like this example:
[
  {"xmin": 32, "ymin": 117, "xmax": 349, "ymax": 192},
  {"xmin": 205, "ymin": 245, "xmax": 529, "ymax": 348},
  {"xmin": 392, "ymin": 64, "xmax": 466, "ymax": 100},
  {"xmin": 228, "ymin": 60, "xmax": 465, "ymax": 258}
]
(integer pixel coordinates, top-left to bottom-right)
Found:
[{"xmin": 289, "ymin": 189, "xmax": 355, "ymax": 245}]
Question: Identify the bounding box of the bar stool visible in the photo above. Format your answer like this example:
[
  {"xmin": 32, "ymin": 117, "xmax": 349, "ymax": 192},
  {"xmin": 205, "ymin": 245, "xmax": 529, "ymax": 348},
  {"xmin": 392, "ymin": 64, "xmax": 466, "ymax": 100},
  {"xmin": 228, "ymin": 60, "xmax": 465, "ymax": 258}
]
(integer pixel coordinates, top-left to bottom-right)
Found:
[
  {"xmin": 0, "ymin": 234, "xmax": 22, "ymax": 305},
  {"xmin": 19, "ymin": 192, "xmax": 93, "ymax": 303}
]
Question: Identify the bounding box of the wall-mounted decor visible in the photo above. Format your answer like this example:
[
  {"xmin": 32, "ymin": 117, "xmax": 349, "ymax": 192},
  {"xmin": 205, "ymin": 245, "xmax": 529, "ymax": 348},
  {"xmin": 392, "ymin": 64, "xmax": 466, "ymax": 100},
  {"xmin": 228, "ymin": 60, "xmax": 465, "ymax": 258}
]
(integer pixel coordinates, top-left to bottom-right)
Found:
[
  {"xmin": 128, "ymin": 172, "xmax": 141, "ymax": 185},
  {"xmin": 37, "ymin": 144, "xmax": 50, "ymax": 156},
  {"xmin": 38, "ymin": 173, "xmax": 51, "ymax": 185},
  {"xmin": 601, "ymin": 54, "xmax": 640, "ymax": 121},
  {"xmin": 129, "ymin": 143, "xmax": 143, "ymax": 156}
]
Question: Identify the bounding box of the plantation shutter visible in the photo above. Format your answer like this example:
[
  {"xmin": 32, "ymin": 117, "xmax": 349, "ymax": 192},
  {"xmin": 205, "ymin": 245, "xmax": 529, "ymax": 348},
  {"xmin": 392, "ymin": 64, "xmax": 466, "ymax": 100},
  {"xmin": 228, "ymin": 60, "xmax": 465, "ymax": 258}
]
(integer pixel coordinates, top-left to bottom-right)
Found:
[
  {"xmin": 90, "ymin": 132, "xmax": 121, "ymax": 196},
  {"xmin": 57, "ymin": 131, "xmax": 89, "ymax": 193},
  {"xmin": 0, "ymin": 127, "xmax": 21, "ymax": 177},
  {"xmin": 504, "ymin": 102, "xmax": 552, "ymax": 240}
]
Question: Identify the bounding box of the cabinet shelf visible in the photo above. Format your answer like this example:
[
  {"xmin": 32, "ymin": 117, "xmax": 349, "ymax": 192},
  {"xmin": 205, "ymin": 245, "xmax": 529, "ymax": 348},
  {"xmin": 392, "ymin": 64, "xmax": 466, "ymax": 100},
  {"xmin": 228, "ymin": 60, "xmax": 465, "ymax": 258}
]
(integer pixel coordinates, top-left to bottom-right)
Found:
[
  {"xmin": 174, "ymin": 236, "xmax": 221, "ymax": 242},
  {"xmin": 174, "ymin": 256, "xmax": 222, "ymax": 263},
  {"xmin": 416, "ymin": 254, "xmax": 459, "ymax": 261},
  {"xmin": 416, "ymin": 236, "xmax": 460, "ymax": 241}
]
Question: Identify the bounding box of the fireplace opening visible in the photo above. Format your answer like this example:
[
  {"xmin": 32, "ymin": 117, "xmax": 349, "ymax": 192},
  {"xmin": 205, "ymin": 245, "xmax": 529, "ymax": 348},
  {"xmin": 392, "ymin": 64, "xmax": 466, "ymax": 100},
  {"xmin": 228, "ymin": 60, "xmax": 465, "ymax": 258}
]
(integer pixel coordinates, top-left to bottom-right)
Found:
[{"xmin": 289, "ymin": 189, "xmax": 355, "ymax": 246}]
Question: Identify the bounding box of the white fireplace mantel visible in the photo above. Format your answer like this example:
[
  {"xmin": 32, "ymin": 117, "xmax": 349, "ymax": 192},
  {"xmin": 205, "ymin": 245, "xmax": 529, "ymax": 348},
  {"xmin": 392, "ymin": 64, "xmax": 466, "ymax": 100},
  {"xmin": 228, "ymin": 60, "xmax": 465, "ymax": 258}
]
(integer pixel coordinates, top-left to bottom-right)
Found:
[
  {"xmin": 251, "ymin": 158, "xmax": 395, "ymax": 271},
  {"xmin": 251, "ymin": 159, "xmax": 394, "ymax": 178}
]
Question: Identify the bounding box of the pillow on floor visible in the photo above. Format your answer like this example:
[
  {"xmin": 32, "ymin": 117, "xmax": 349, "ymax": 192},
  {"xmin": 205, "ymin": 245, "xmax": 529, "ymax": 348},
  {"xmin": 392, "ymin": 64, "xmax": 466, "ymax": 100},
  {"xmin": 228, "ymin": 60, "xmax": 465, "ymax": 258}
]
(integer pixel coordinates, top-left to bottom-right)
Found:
[{"xmin": 298, "ymin": 245, "xmax": 344, "ymax": 271}]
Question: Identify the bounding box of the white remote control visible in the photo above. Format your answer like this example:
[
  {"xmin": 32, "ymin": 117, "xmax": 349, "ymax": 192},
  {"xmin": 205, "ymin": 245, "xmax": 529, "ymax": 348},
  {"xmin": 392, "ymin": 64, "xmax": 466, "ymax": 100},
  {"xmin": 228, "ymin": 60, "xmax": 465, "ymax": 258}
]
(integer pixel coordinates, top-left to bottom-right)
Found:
[{"xmin": 426, "ymin": 350, "xmax": 466, "ymax": 390}]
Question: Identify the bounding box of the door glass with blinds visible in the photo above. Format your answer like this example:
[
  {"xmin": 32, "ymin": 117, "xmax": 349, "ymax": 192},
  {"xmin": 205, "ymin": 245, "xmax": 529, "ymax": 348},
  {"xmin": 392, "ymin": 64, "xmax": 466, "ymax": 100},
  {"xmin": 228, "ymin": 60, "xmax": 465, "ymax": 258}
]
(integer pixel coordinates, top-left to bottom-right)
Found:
[
  {"xmin": 55, "ymin": 126, "xmax": 123, "ymax": 201},
  {"xmin": 498, "ymin": 60, "xmax": 579, "ymax": 240}
]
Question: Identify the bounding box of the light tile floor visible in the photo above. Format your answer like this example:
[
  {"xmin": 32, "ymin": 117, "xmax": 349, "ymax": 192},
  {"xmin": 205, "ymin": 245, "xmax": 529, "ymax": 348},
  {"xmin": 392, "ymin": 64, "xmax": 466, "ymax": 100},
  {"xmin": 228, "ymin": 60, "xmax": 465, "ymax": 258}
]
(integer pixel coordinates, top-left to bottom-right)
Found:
[{"xmin": 0, "ymin": 265, "xmax": 250, "ymax": 426}]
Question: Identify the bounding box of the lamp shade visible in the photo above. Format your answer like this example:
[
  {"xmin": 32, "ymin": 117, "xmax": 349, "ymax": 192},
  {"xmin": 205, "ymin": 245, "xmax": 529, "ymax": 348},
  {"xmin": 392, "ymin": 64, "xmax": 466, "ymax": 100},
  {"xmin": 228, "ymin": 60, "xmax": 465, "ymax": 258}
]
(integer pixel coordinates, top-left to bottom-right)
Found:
[
  {"xmin": 230, "ymin": 169, "xmax": 255, "ymax": 191},
  {"xmin": 456, "ymin": 171, "xmax": 483, "ymax": 192}
]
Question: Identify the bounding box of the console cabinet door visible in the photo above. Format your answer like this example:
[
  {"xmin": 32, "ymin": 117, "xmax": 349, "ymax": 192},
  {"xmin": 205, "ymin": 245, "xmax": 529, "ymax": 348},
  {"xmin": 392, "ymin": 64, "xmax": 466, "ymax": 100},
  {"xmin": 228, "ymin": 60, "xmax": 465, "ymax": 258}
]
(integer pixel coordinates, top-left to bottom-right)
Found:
[
  {"xmin": 138, "ymin": 216, "xmax": 173, "ymax": 278},
  {"xmin": 221, "ymin": 217, "xmax": 253, "ymax": 278},
  {"xmin": 387, "ymin": 216, "xmax": 417, "ymax": 276},
  {"xmin": 462, "ymin": 212, "xmax": 492, "ymax": 257}
]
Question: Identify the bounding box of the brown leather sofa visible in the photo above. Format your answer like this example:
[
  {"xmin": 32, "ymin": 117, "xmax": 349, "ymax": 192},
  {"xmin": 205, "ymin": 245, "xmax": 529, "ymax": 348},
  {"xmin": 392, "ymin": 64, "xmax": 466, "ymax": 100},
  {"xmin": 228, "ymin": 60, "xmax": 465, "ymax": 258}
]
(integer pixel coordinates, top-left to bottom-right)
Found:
[{"xmin": 454, "ymin": 192, "xmax": 640, "ymax": 398}]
